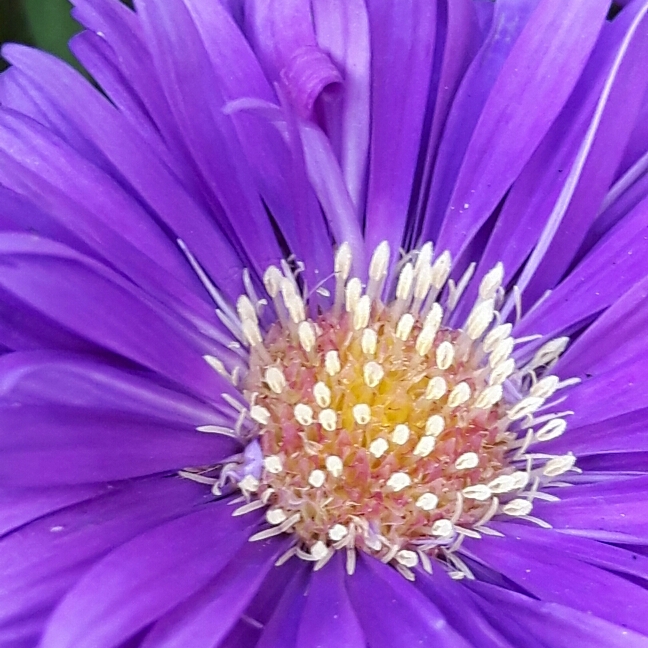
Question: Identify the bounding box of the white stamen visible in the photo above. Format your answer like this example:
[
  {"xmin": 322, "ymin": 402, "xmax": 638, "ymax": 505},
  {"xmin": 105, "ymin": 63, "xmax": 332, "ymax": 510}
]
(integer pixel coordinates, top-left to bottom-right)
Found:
[
  {"xmin": 345, "ymin": 278, "xmax": 362, "ymax": 313},
  {"xmin": 413, "ymin": 436, "xmax": 436, "ymax": 457},
  {"xmin": 489, "ymin": 337, "xmax": 514, "ymax": 367},
  {"xmin": 466, "ymin": 299, "xmax": 495, "ymax": 340},
  {"xmin": 530, "ymin": 375, "xmax": 561, "ymax": 399},
  {"xmin": 535, "ymin": 418, "xmax": 567, "ymax": 442},
  {"xmin": 329, "ymin": 524, "xmax": 348, "ymax": 541},
  {"xmin": 265, "ymin": 367, "xmax": 286, "ymax": 394},
  {"xmin": 352, "ymin": 403, "xmax": 371, "ymax": 425},
  {"xmin": 455, "ymin": 452, "xmax": 479, "ymax": 470},
  {"xmin": 527, "ymin": 337, "xmax": 570, "ymax": 370},
  {"xmin": 387, "ymin": 472, "xmax": 411, "ymax": 492},
  {"xmin": 308, "ymin": 469, "xmax": 326, "ymax": 488},
  {"xmin": 297, "ymin": 321, "xmax": 316, "ymax": 352},
  {"xmin": 263, "ymin": 266, "xmax": 283, "ymax": 298},
  {"xmin": 416, "ymin": 305, "xmax": 443, "ymax": 356},
  {"xmin": 395, "ymin": 313, "xmax": 415, "ymax": 341},
  {"xmin": 281, "ymin": 279, "xmax": 306, "ymax": 323},
  {"xmin": 425, "ymin": 414, "xmax": 445, "ymax": 437},
  {"xmin": 325, "ymin": 455, "xmax": 344, "ymax": 477},
  {"xmin": 436, "ymin": 341, "xmax": 455, "ymax": 370},
  {"xmin": 416, "ymin": 493, "xmax": 439, "ymax": 510},
  {"xmin": 266, "ymin": 509, "xmax": 288, "ymax": 526},
  {"xmin": 425, "ymin": 376, "xmax": 447, "ymax": 401},
  {"xmin": 543, "ymin": 453, "xmax": 576, "ymax": 477},
  {"xmin": 294, "ymin": 403, "xmax": 314, "ymax": 426},
  {"xmin": 502, "ymin": 499, "xmax": 533, "ymax": 516},
  {"xmin": 396, "ymin": 263, "xmax": 415, "ymax": 301},
  {"xmin": 318, "ymin": 409, "xmax": 338, "ymax": 431},
  {"xmin": 488, "ymin": 471, "xmax": 528, "ymax": 493},
  {"xmin": 242, "ymin": 319, "xmax": 263, "ymax": 347},
  {"xmin": 313, "ymin": 382, "xmax": 331, "ymax": 408},
  {"xmin": 448, "ymin": 382, "xmax": 471, "ymax": 408},
  {"xmin": 369, "ymin": 438, "xmax": 389, "ymax": 458},
  {"xmin": 263, "ymin": 455, "xmax": 283, "ymax": 474},
  {"xmin": 363, "ymin": 361, "xmax": 385, "ymax": 388},
  {"xmin": 431, "ymin": 519, "xmax": 454, "ymax": 537},
  {"xmin": 238, "ymin": 475, "xmax": 260, "ymax": 493},
  {"xmin": 462, "ymin": 484, "xmax": 492, "ymax": 500},
  {"xmin": 489, "ymin": 358, "xmax": 516, "ymax": 385},
  {"xmin": 250, "ymin": 405, "xmax": 271, "ymax": 425},
  {"xmin": 361, "ymin": 328, "xmax": 378, "ymax": 355},
  {"xmin": 483, "ymin": 323, "xmax": 513, "ymax": 353},
  {"xmin": 478, "ymin": 263, "xmax": 504, "ymax": 300},
  {"xmin": 508, "ymin": 396, "xmax": 545, "ymax": 421},
  {"xmin": 391, "ymin": 424, "xmax": 411, "ymax": 445},
  {"xmin": 430, "ymin": 251, "xmax": 452, "ymax": 289},
  {"xmin": 414, "ymin": 242, "xmax": 433, "ymax": 275},
  {"xmin": 236, "ymin": 295, "xmax": 258, "ymax": 326},
  {"xmin": 325, "ymin": 350, "xmax": 341, "ymax": 376},
  {"xmin": 413, "ymin": 264, "xmax": 434, "ymax": 301},
  {"xmin": 396, "ymin": 550, "xmax": 419, "ymax": 568},
  {"xmin": 473, "ymin": 384, "xmax": 503, "ymax": 409},
  {"xmin": 353, "ymin": 295, "xmax": 371, "ymax": 330},
  {"xmin": 310, "ymin": 540, "xmax": 329, "ymax": 561},
  {"xmin": 368, "ymin": 241, "xmax": 390, "ymax": 282},
  {"xmin": 335, "ymin": 242, "xmax": 353, "ymax": 281}
]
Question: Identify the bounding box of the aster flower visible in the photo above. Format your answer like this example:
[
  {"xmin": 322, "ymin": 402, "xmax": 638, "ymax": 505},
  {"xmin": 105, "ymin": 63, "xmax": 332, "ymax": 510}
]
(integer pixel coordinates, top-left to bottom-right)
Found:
[{"xmin": 2, "ymin": 0, "xmax": 648, "ymax": 646}]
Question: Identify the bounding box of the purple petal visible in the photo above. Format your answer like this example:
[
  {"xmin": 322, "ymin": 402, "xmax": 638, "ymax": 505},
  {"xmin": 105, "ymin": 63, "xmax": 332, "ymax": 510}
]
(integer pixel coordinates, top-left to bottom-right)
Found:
[
  {"xmin": 40, "ymin": 502, "xmax": 262, "ymax": 648},
  {"xmin": 296, "ymin": 552, "xmax": 365, "ymax": 648}
]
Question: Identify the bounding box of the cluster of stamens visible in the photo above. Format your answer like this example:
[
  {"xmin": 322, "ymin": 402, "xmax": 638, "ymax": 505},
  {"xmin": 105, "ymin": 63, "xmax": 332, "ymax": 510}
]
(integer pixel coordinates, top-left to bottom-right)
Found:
[{"xmin": 194, "ymin": 242, "xmax": 579, "ymax": 580}]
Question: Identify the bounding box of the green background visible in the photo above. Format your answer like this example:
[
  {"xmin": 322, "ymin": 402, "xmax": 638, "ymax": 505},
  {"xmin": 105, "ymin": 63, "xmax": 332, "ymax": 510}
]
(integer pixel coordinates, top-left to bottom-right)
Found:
[{"xmin": 0, "ymin": 0, "xmax": 132, "ymax": 71}]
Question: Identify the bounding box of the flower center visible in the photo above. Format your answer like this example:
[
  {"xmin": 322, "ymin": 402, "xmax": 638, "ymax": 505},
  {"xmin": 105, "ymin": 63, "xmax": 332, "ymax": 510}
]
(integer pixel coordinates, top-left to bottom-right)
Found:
[{"xmin": 191, "ymin": 242, "xmax": 578, "ymax": 579}]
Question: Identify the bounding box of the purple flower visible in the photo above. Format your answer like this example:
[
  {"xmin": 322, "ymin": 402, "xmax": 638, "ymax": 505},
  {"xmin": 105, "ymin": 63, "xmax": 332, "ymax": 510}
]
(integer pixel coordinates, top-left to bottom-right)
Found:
[{"xmin": 2, "ymin": 0, "xmax": 648, "ymax": 646}]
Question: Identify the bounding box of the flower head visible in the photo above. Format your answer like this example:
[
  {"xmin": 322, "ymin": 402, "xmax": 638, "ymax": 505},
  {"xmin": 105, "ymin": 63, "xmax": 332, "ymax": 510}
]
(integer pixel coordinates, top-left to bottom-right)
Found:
[{"xmin": 2, "ymin": 0, "xmax": 648, "ymax": 646}]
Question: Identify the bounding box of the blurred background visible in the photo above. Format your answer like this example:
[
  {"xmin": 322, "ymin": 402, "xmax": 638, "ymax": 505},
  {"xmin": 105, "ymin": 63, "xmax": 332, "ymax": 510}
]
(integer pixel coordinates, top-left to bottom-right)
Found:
[{"xmin": 0, "ymin": 0, "xmax": 131, "ymax": 72}]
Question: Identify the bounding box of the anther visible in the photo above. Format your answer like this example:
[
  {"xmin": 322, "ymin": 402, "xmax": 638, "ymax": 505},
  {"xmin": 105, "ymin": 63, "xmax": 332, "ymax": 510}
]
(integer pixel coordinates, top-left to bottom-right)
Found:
[
  {"xmin": 527, "ymin": 337, "xmax": 569, "ymax": 371},
  {"xmin": 466, "ymin": 298, "xmax": 495, "ymax": 340},
  {"xmin": 345, "ymin": 278, "xmax": 362, "ymax": 313},
  {"xmin": 266, "ymin": 508, "xmax": 288, "ymax": 525},
  {"xmin": 489, "ymin": 358, "xmax": 516, "ymax": 385},
  {"xmin": 413, "ymin": 436, "xmax": 436, "ymax": 457},
  {"xmin": 313, "ymin": 382, "xmax": 332, "ymax": 408},
  {"xmin": 242, "ymin": 319, "xmax": 263, "ymax": 347},
  {"xmin": 425, "ymin": 377, "xmax": 447, "ymax": 401},
  {"xmin": 361, "ymin": 328, "xmax": 378, "ymax": 355},
  {"xmin": 369, "ymin": 438, "xmax": 389, "ymax": 458},
  {"xmin": 413, "ymin": 264, "xmax": 433, "ymax": 301},
  {"xmin": 535, "ymin": 418, "xmax": 567, "ymax": 442},
  {"xmin": 318, "ymin": 409, "xmax": 338, "ymax": 431},
  {"xmin": 530, "ymin": 375, "xmax": 561, "ymax": 399},
  {"xmin": 462, "ymin": 484, "xmax": 492, "ymax": 500},
  {"xmin": 395, "ymin": 313, "xmax": 415, "ymax": 341},
  {"xmin": 236, "ymin": 295, "xmax": 258, "ymax": 325},
  {"xmin": 308, "ymin": 469, "xmax": 326, "ymax": 488},
  {"xmin": 436, "ymin": 341, "xmax": 455, "ymax": 370},
  {"xmin": 310, "ymin": 540, "xmax": 329, "ymax": 561},
  {"xmin": 431, "ymin": 519, "xmax": 454, "ymax": 537},
  {"xmin": 263, "ymin": 455, "xmax": 283, "ymax": 474},
  {"xmin": 543, "ymin": 453, "xmax": 576, "ymax": 477},
  {"xmin": 325, "ymin": 350, "xmax": 341, "ymax": 376},
  {"xmin": 238, "ymin": 475, "xmax": 260, "ymax": 493},
  {"xmin": 325, "ymin": 455, "xmax": 344, "ymax": 477},
  {"xmin": 489, "ymin": 337, "xmax": 514, "ymax": 367},
  {"xmin": 502, "ymin": 499, "xmax": 533, "ymax": 516},
  {"xmin": 396, "ymin": 550, "xmax": 419, "ymax": 568},
  {"xmin": 425, "ymin": 414, "xmax": 445, "ymax": 437},
  {"xmin": 329, "ymin": 524, "xmax": 348, "ymax": 541},
  {"xmin": 455, "ymin": 452, "xmax": 479, "ymax": 470},
  {"xmin": 250, "ymin": 405, "xmax": 271, "ymax": 425},
  {"xmin": 414, "ymin": 242, "xmax": 433, "ymax": 275},
  {"xmin": 364, "ymin": 361, "xmax": 385, "ymax": 388},
  {"xmin": 416, "ymin": 493, "xmax": 439, "ymax": 510},
  {"xmin": 391, "ymin": 424, "xmax": 410, "ymax": 445},
  {"xmin": 353, "ymin": 404, "xmax": 371, "ymax": 425},
  {"xmin": 265, "ymin": 367, "xmax": 286, "ymax": 394},
  {"xmin": 508, "ymin": 396, "xmax": 545, "ymax": 421},
  {"xmin": 297, "ymin": 321, "xmax": 316, "ymax": 352},
  {"xmin": 335, "ymin": 242, "xmax": 353, "ymax": 280},
  {"xmin": 396, "ymin": 263, "xmax": 415, "ymax": 302},
  {"xmin": 448, "ymin": 382, "xmax": 471, "ymax": 408},
  {"xmin": 483, "ymin": 323, "xmax": 513, "ymax": 353},
  {"xmin": 430, "ymin": 251, "xmax": 452, "ymax": 289},
  {"xmin": 387, "ymin": 472, "xmax": 412, "ymax": 492},
  {"xmin": 294, "ymin": 403, "xmax": 314, "ymax": 426},
  {"xmin": 478, "ymin": 263, "xmax": 504, "ymax": 300},
  {"xmin": 473, "ymin": 384, "xmax": 503, "ymax": 409},
  {"xmin": 368, "ymin": 241, "xmax": 390, "ymax": 283},
  {"xmin": 263, "ymin": 266, "xmax": 283, "ymax": 298},
  {"xmin": 353, "ymin": 295, "xmax": 371, "ymax": 330}
]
